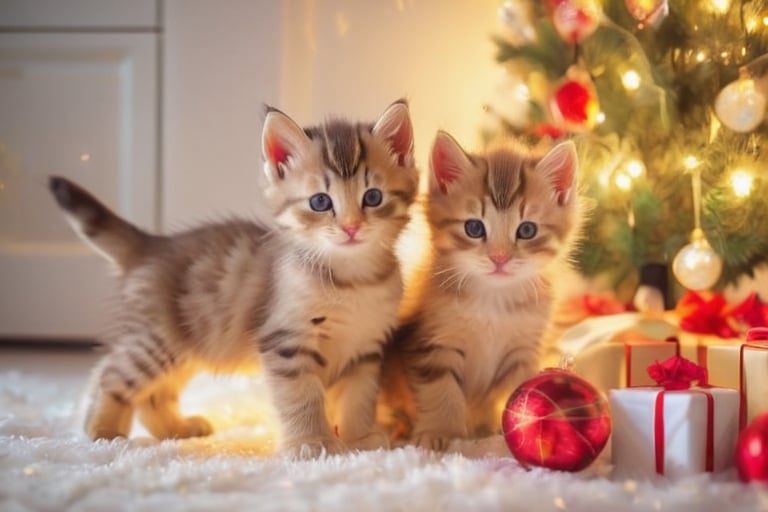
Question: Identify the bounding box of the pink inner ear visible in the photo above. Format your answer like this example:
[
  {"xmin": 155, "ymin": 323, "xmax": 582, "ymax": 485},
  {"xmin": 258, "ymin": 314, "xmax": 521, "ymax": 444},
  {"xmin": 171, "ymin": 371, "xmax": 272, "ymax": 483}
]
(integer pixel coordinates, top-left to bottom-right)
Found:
[
  {"xmin": 265, "ymin": 135, "xmax": 290, "ymax": 168},
  {"xmin": 388, "ymin": 120, "xmax": 413, "ymax": 167},
  {"xmin": 432, "ymin": 145, "xmax": 462, "ymax": 194},
  {"xmin": 553, "ymin": 160, "xmax": 574, "ymax": 192},
  {"xmin": 553, "ymin": 157, "xmax": 575, "ymax": 205}
]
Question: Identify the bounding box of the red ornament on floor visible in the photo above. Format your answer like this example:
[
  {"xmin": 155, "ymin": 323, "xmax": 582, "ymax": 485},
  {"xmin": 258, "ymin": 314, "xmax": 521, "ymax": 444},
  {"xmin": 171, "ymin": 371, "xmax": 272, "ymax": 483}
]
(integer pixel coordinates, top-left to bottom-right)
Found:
[
  {"xmin": 501, "ymin": 368, "xmax": 611, "ymax": 472},
  {"xmin": 735, "ymin": 412, "xmax": 768, "ymax": 483}
]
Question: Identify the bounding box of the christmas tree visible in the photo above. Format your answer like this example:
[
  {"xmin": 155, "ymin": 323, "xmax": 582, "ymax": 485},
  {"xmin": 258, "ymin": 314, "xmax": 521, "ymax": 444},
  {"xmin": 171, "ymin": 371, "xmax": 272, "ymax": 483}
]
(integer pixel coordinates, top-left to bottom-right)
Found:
[{"xmin": 486, "ymin": 0, "xmax": 768, "ymax": 304}]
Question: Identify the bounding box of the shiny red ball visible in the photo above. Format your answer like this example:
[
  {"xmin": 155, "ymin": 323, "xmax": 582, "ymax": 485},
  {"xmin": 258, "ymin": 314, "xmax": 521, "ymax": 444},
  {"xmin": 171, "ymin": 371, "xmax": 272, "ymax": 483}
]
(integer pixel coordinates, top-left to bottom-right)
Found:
[
  {"xmin": 502, "ymin": 368, "xmax": 611, "ymax": 472},
  {"xmin": 735, "ymin": 412, "xmax": 768, "ymax": 483},
  {"xmin": 554, "ymin": 80, "xmax": 593, "ymax": 125}
]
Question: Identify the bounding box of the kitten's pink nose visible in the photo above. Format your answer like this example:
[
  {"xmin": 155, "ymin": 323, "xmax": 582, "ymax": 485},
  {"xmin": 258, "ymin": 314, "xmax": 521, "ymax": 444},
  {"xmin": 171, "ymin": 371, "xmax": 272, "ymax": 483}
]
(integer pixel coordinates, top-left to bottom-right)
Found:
[
  {"xmin": 342, "ymin": 223, "xmax": 360, "ymax": 238},
  {"xmin": 489, "ymin": 251, "xmax": 510, "ymax": 266}
]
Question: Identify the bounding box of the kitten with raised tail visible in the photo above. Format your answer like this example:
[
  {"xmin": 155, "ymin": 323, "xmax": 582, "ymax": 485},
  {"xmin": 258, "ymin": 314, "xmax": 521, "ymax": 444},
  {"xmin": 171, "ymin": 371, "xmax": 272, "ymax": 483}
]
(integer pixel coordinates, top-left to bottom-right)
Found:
[
  {"xmin": 48, "ymin": 100, "xmax": 419, "ymax": 459},
  {"xmin": 382, "ymin": 131, "xmax": 581, "ymax": 451}
]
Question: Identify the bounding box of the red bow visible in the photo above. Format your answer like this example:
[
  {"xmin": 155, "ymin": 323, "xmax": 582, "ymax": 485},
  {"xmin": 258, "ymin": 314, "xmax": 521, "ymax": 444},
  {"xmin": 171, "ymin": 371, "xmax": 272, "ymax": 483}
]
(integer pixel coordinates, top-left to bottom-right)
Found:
[
  {"xmin": 647, "ymin": 355, "xmax": 708, "ymax": 390},
  {"xmin": 676, "ymin": 291, "xmax": 768, "ymax": 338}
]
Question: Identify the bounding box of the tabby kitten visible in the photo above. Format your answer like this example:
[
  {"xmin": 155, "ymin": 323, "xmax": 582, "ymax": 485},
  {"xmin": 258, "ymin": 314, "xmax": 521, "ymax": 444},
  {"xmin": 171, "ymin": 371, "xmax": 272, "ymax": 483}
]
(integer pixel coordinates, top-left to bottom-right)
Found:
[
  {"xmin": 49, "ymin": 100, "xmax": 419, "ymax": 459},
  {"xmin": 384, "ymin": 131, "xmax": 580, "ymax": 450}
]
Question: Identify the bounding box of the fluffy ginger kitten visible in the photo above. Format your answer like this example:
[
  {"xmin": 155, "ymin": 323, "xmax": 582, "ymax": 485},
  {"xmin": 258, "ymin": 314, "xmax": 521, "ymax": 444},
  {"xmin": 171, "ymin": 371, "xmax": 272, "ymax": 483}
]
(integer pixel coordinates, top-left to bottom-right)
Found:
[
  {"xmin": 382, "ymin": 131, "xmax": 581, "ymax": 450},
  {"xmin": 49, "ymin": 100, "xmax": 419, "ymax": 459}
]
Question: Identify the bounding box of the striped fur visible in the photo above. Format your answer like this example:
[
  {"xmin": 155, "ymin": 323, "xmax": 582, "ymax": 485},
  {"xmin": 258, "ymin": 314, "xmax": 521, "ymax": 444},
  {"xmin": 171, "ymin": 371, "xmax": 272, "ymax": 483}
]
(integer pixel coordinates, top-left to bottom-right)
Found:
[
  {"xmin": 50, "ymin": 100, "xmax": 419, "ymax": 459},
  {"xmin": 381, "ymin": 132, "xmax": 582, "ymax": 450}
]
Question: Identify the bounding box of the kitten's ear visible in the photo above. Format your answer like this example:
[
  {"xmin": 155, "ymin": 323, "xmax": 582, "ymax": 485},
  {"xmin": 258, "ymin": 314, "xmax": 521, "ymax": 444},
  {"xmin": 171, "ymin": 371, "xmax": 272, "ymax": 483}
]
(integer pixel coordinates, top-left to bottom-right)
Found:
[
  {"xmin": 536, "ymin": 140, "xmax": 578, "ymax": 206},
  {"xmin": 429, "ymin": 131, "xmax": 471, "ymax": 195},
  {"xmin": 372, "ymin": 100, "xmax": 414, "ymax": 167},
  {"xmin": 262, "ymin": 107, "xmax": 312, "ymax": 180}
]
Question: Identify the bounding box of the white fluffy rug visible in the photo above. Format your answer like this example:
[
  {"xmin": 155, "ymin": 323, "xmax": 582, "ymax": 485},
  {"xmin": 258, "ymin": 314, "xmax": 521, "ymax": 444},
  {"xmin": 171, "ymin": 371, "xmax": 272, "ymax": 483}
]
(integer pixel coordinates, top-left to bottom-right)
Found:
[{"xmin": 1, "ymin": 370, "xmax": 767, "ymax": 512}]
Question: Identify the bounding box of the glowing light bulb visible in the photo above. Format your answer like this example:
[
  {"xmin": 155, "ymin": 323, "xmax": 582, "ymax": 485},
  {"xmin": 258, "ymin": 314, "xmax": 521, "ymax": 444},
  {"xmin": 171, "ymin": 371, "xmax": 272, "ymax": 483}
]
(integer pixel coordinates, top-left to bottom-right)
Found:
[
  {"xmin": 615, "ymin": 172, "xmax": 632, "ymax": 191},
  {"xmin": 595, "ymin": 111, "xmax": 606, "ymax": 124},
  {"xmin": 684, "ymin": 156, "xmax": 700, "ymax": 169},
  {"xmin": 621, "ymin": 70, "xmax": 641, "ymax": 91},
  {"xmin": 731, "ymin": 169, "xmax": 753, "ymax": 197},
  {"xmin": 710, "ymin": 0, "xmax": 731, "ymax": 14},
  {"xmin": 696, "ymin": 51, "xmax": 707, "ymax": 62},
  {"xmin": 626, "ymin": 159, "xmax": 644, "ymax": 178}
]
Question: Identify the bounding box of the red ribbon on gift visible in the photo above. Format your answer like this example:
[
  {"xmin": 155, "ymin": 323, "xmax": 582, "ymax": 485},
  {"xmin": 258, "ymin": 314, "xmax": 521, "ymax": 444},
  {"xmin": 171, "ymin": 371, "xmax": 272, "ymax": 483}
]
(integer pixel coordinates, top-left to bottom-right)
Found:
[
  {"xmin": 738, "ymin": 327, "xmax": 768, "ymax": 430},
  {"xmin": 624, "ymin": 338, "xmax": 680, "ymax": 388},
  {"xmin": 677, "ymin": 291, "xmax": 768, "ymax": 338},
  {"xmin": 648, "ymin": 356, "xmax": 714, "ymax": 475}
]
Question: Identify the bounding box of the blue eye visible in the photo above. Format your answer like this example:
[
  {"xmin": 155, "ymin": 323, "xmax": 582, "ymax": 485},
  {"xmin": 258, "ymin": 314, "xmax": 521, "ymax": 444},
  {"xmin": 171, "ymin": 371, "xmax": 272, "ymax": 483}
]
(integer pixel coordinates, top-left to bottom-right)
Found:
[
  {"xmin": 516, "ymin": 221, "xmax": 537, "ymax": 240},
  {"xmin": 464, "ymin": 219, "xmax": 486, "ymax": 239},
  {"xmin": 309, "ymin": 193, "xmax": 333, "ymax": 212},
  {"xmin": 363, "ymin": 188, "xmax": 383, "ymax": 207}
]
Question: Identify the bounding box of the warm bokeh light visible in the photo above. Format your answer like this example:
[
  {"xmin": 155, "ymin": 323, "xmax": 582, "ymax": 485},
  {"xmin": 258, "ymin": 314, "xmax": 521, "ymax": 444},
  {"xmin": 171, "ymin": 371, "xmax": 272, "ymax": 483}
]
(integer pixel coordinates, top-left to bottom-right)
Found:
[
  {"xmin": 709, "ymin": 0, "xmax": 732, "ymax": 14},
  {"xmin": 615, "ymin": 172, "xmax": 632, "ymax": 191},
  {"xmin": 598, "ymin": 168, "xmax": 612, "ymax": 188},
  {"xmin": 684, "ymin": 155, "xmax": 700, "ymax": 170},
  {"xmin": 626, "ymin": 159, "xmax": 645, "ymax": 178},
  {"xmin": 621, "ymin": 70, "xmax": 641, "ymax": 91},
  {"xmin": 596, "ymin": 111, "xmax": 606, "ymax": 124},
  {"xmin": 514, "ymin": 83, "xmax": 530, "ymax": 100},
  {"xmin": 731, "ymin": 169, "xmax": 754, "ymax": 197}
]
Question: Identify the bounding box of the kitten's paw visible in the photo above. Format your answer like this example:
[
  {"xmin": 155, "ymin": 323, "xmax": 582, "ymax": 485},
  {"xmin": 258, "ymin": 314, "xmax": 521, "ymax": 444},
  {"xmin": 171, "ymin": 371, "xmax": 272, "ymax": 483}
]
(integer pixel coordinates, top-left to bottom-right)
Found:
[
  {"xmin": 86, "ymin": 420, "xmax": 129, "ymax": 441},
  {"xmin": 279, "ymin": 436, "xmax": 347, "ymax": 460},
  {"xmin": 176, "ymin": 415, "xmax": 214, "ymax": 438},
  {"xmin": 413, "ymin": 431, "xmax": 463, "ymax": 452},
  {"xmin": 346, "ymin": 431, "xmax": 390, "ymax": 452},
  {"xmin": 86, "ymin": 427, "xmax": 126, "ymax": 441}
]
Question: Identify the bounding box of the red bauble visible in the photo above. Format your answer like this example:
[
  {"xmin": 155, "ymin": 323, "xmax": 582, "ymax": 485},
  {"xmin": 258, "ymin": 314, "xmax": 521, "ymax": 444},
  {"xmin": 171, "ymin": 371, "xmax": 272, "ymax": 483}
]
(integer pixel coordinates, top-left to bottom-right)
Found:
[
  {"xmin": 551, "ymin": 0, "xmax": 600, "ymax": 43},
  {"xmin": 502, "ymin": 368, "xmax": 611, "ymax": 472},
  {"xmin": 735, "ymin": 412, "xmax": 768, "ymax": 483},
  {"xmin": 552, "ymin": 79, "xmax": 598, "ymax": 131}
]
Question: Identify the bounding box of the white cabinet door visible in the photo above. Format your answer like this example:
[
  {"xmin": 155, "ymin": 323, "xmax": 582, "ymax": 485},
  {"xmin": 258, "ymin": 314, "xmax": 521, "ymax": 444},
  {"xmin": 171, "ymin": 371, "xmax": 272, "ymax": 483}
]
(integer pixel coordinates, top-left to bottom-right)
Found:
[{"xmin": 0, "ymin": 32, "xmax": 158, "ymax": 339}]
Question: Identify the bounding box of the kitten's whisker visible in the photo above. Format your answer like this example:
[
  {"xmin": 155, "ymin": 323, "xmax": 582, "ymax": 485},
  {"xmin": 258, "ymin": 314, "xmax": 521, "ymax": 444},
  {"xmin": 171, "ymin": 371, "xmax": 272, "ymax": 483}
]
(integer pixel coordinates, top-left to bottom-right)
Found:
[{"xmin": 456, "ymin": 270, "xmax": 471, "ymax": 295}]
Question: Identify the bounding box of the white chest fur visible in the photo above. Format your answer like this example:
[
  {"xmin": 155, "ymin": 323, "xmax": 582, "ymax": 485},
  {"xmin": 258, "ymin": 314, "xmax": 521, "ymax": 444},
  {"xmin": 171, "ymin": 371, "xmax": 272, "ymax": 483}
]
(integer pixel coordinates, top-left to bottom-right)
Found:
[
  {"xmin": 430, "ymin": 291, "xmax": 549, "ymax": 400},
  {"xmin": 265, "ymin": 259, "xmax": 402, "ymax": 384}
]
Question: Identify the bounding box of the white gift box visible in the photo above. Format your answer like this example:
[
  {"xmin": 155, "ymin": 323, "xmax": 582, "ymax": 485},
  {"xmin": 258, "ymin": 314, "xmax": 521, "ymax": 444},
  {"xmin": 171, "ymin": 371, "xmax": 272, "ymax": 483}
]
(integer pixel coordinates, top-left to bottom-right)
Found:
[
  {"xmin": 609, "ymin": 387, "xmax": 739, "ymax": 479},
  {"xmin": 551, "ymin": 313, "xmax": 679, "ymax": 392},
  {"xmin": 707, "ymin": 341, "xmax": 768, "ymax": 428}
]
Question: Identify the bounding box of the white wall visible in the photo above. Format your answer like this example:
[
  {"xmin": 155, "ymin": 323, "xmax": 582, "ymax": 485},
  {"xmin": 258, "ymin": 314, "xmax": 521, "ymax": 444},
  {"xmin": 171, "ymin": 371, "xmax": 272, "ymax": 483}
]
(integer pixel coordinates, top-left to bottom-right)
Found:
[
  {"xmin": 162, "ymin": 0, "xmax": 282, "ymax": 227},
  {"xmin": 163, "ymin": 0, "xmax": 501, "ymax": 226},
  {"xmin": 279, "ymin": 0, "xmax": 500, "ymax": 171}
]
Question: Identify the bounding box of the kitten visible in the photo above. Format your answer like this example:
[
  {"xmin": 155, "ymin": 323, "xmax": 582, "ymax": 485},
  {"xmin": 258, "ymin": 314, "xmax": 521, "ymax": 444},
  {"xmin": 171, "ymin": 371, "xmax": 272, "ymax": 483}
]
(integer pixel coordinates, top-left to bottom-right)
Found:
[
  {"xmin": 48, "ymin": 100, "xmax": 419, "ymax": 459},
  {"xmin": 382, "ymin": 131, "xmax": 581, "ymax": 450}
]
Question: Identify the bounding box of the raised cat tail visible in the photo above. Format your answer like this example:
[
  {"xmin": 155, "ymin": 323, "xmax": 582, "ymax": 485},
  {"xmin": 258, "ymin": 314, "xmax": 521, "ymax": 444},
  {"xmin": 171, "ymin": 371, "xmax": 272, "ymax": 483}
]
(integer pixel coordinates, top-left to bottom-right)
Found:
[{"xmin": 49, "ymin": 176, "xmax": 151, "ymax": 271}]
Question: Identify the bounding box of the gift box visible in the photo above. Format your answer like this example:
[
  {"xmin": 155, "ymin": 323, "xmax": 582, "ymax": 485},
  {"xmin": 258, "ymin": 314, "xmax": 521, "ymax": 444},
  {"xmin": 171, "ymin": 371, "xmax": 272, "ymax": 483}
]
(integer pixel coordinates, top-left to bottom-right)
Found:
[
  {"xmin": 706, "ymin": 329, "xmax": 768, "ymax": 428},
  {"xmin": 609, "ymin": 386, "xmax": 739, "ymax": 478},
  {"xmin": 552, "ymin": 313, "xmax": 679, "ymax": 392},
  {"xmin": 669, "ymin": 293, "xmax": 768, "ymax": 426}
]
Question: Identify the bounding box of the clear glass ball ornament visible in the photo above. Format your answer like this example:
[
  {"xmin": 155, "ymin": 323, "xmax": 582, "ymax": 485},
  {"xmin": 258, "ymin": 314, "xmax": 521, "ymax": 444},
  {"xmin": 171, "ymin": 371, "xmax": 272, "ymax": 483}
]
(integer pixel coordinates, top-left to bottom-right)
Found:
[
  {"xmin": 672, "ymin": 229, "xmax": 723, "ymax": 291},
  {"xmin": 714, "ymin": 77, "xmax": 767, "ymax": 133}
]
